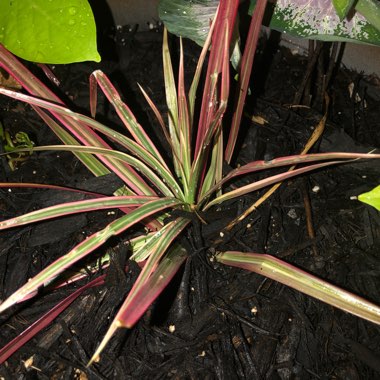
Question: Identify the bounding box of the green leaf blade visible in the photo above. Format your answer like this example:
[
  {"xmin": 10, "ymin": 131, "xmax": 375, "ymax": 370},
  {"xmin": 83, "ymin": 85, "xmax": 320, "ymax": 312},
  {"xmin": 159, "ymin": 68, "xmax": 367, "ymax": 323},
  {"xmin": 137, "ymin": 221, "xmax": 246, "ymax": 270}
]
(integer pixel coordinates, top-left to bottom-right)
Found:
[
  {"xmin": 358, "ymin": 185, "xmax": 380, "ymax": 210},
  {"xmin": 332, "ymin": 0, "xmax": 356, "ymax": 20},
  {"xmin": 89, "ymin": 221, "xmax": 189, "ymax": 365},
  {"xmin": 0, "ymin": 0, "xmax": 100, "ymax": 63},
  {"xmin": 159, "ymin": 0, "xmax": 219, "ymax": 46},
  {"xmin": 0, "ymin": 196, "xmax": 158, "ymax": 229},
  {"xmin": 200, "ymin": 152, "xmax": 380, "ymax": 207},
  {"xmin": 0, "ymin": 198, "xmax": 182, "ymax": 313},
  {"xmin": 217, "ymin": 251, "xmax": 380, "ymax": 325},
  {"xmin": 0, "ymin": 275, "xmax": 104, "ymax": 365},
  {"xmin": 90, "ymin": 246, "xmax": 186, "ymax": 366}
]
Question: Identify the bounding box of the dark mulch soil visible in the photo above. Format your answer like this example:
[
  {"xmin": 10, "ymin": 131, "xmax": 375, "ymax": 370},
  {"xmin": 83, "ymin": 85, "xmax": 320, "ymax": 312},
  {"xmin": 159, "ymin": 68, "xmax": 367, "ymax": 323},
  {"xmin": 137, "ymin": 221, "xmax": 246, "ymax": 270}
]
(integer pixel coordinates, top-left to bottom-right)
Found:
[{"xmin": 0, "ymin": 26, "xmax": 380, "ymax": 379}]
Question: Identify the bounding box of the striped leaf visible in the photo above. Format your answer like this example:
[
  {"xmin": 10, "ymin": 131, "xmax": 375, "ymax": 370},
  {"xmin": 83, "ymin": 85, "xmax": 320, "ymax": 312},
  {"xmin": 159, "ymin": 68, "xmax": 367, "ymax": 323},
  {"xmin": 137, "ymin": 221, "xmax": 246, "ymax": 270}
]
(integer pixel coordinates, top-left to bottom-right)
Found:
[
  {"xmin": 217, "ymin": 251, "xmax": 380, "ymax": 325},
  {"xmin": 89, "ymin": 219, "xmax": 189, "ymax": 364},
  {"xmin": 0, "ymin": 198, "xmax": 182, "ymax": 313}
]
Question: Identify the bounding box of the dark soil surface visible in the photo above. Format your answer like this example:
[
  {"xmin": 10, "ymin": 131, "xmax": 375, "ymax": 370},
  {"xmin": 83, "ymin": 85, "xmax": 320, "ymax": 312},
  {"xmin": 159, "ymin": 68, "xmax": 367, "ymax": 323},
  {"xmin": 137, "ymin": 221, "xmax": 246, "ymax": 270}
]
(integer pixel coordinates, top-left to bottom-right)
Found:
[{"xmin": 0, "ymin": 26, "xmax": 380, "ymax": 379}]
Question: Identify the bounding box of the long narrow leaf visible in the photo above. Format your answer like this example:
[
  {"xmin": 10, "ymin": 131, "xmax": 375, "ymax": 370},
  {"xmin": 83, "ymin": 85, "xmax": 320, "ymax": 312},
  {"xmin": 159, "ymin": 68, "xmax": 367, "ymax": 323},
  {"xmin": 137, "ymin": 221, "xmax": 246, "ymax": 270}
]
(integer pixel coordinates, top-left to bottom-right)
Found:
[
  {"xmin": 90, "ymin": 71, "xmax": 169, "ymax": 171},
  {"xmin": 217, "ymin": 251, "xmax": 380, "ymax": 325},
  {"xmin": 190, "ymin": 19, "xmax": 230, "ymax": 202},
  {"xmin": 137, "ymin": 83, "xmax": 173, "ymax": 150},
  {"xmin": 0, "ymin": 182, "xmax": 101, "ymax": 196},
  {"xmin": 162, "ymin": 28, "xmax": 181, "ymax": 179},
  {"xmin": 126, "ymin": 218, "xmax": 189, "ymax": 294},
  {"xmin": 49, "ymin": 233, "xmax": 156, "ymax": 287},
  {"xmin": 177, "ymin": 38, "xmax": 192, "ymax": 186},
  {"xmin": 188, "ymin": 6, "xmax": 219, "ymax": 123},
  {"xmin": 0, "ymin": 87, "xmax": 186, "ymax": 199},
  {"xmin": 225, "ymin": 0, "xmax": 268, "ymax": 163},
  {"xmin": 89, "ymin": 220, "xmax": 188, "ymax": 364},
  {"xmin": 0, "ymin": 48, "xmax": 153, "ymax": 195},
  {"xmin": 0, "ymin": 276, "xmax": 105, "ymax": 364},
  {"xmin": 0, "ymin": 196, "xmax": 158, "ymax": 229},
  {"xmin": 0, "ymin": 181, "xmax": 162, "ymax": 231},
  {"xmin": 200, "ymin": 130, "xmax": 223, "ymax": 199},
  {"xmin": 0, "ymin": 88, "xmax": 165, "ymax": 196},
  {"xmin": 33, "ymin": 106, "xmax": 116, "ymax": 182},
  {"xmin": 188, "ymin": 101, "xmax": 227, "ymax": 203},
  {"xmin": 0, "ymin": 46, "xmax": 122, "ymax": 170},
  {"xmin": 120, "ymin": 244, "xmax": 187, "ymax": 328},
  {"xmin": 0, "ymin": 198, "xmax": 182, "ymax": 313},
  {"xmin": 0, "ymin": 44, "xmax": 62, "ymax": 100},
  {"xmin": 194, "ymin": 1, "xmax": 238, "ymax": 156},
  {"xmin": 203, "ymin": 160, "xmax": 348, "ymax": 209},
  {"xmin": 203, "ymin": 26, "xmax": 230, "ymax": 199},
  {"xmin": 49, "ymin": 144, "xmax": 172, "ymax": 196},
  {"xmin": 225, "ymin": 152, "xmax": 380, "ymax": 182},
  {"xmin": 200, "ymin": 152, "xmax": 380, "ymax": 205},
  {"xmin": 2, "ymin": 144, "xmax": 170, "ymax": 197},
  {"xmin": 31, "ymin": 102, "xmax": 164, "ymax": 230},
  {"xmin": 137, "ymin": 83, "xmax": 188, "ymax": 197}
]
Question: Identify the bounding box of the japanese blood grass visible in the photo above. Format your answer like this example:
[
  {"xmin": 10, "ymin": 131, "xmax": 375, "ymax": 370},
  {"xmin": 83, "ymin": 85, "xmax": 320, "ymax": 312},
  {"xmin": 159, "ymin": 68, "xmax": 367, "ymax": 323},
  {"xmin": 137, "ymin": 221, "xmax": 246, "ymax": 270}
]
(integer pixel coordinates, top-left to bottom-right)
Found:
[{"xmin": 0, "ymin": 0, "xmax": 380, "ymax": 365}]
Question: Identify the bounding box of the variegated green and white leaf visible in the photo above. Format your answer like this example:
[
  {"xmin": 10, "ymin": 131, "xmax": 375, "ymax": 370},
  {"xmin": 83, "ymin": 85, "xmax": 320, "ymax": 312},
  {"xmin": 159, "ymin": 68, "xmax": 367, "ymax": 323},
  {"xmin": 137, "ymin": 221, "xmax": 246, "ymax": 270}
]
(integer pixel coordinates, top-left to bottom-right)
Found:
[{"xmin": 159, "ymin": 0, "xmax": 380, "ymax": 46}]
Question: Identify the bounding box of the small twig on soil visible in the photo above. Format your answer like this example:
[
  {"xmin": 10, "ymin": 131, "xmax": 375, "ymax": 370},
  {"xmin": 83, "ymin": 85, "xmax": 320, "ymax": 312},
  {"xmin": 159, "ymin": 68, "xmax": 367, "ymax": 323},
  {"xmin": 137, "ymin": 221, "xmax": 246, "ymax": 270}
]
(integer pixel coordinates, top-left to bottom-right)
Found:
[
  {"xmin": 277, "ymin": 236, "xmax": 323, "ymax": 258},
  {"xmin": 213, "ymin": 302, "xmax": 280, "ymax": 338},
  {"xmin": 293, "ymin": 41, "xmax": 323, "ymax": 105},
  {"xmin": 223, "ymin": 95, "xmax": 329, "ymax": 234},
  {"xmin": 324, "ymin": 42, "xmax": 339, "ymax": 94},
  {"xmin": 300, "ymin": 179, "xmax": 318, "ymax": 256}
]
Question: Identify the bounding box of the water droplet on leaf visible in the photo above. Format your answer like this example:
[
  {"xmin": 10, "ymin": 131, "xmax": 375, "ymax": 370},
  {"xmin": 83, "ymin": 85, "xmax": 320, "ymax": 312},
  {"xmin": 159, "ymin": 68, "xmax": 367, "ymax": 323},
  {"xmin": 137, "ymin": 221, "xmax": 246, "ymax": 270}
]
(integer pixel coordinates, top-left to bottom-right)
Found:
[{"xmin": 68, "ymin": 7, "xmax": 77, "ymax": 15}]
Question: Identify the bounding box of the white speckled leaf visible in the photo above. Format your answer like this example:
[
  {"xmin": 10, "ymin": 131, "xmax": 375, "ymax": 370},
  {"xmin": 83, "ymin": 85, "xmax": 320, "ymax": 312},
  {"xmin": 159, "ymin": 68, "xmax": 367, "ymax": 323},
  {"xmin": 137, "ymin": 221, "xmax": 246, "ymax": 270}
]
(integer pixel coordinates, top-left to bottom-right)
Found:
[
  {"xmin": 159, "ymin": 0, "xmax": 380, "ymax": 46},
  {"xmin": 266, "ymin": 0, "xmax": 380, "ymax": 45}
]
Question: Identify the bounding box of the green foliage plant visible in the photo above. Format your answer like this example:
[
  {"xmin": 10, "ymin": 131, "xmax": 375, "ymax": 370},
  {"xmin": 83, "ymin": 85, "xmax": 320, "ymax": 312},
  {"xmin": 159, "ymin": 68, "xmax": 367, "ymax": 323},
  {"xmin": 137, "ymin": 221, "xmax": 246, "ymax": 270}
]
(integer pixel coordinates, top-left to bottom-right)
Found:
[
  {"xmin": 160, "ymin": 0, "xmax": 380, "ymax": 47},
  {"xmin": 0, "ymin": 0, "xmax": 100, "ymax": 64},
  {"xmin": 0, "ymin": 121, "xmax": 34, "ymax": 170},
  {"xmin": 0, "ymin": 0, "xmax": 379, "ymax": 365}
]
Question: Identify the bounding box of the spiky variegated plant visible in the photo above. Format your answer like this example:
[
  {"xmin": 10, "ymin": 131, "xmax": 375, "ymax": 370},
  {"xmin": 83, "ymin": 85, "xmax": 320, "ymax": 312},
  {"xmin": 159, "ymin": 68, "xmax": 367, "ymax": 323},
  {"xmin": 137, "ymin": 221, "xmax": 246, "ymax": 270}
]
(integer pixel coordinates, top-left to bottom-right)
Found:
[{"xmin": 0, "ymin": 0, "xmax": 379, "ymax": 365}]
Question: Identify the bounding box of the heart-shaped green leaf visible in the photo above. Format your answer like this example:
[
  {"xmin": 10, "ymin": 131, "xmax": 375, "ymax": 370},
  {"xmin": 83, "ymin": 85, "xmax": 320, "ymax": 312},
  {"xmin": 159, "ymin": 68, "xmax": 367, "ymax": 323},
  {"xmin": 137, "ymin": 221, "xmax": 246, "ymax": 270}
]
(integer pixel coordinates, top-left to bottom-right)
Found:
[
  {"xmin": 358, "ymin": 185, "xmax": 380, "ymax": 211},
  {"xmin": 0, "ymin": 0, "xmax": 100, "ymax": 64}
]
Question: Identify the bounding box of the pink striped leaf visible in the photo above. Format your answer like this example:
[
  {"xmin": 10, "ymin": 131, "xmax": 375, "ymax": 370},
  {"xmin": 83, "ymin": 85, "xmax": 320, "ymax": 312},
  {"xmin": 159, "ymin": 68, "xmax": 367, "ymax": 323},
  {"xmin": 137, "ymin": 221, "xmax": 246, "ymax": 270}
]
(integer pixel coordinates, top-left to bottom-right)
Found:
[
  {"xmin": 203, "ymin": 160, "xmax": 345, "ymax": 209},
  {"xmin": 0, "ymin": 46, "xmax": 153, "ymax": 196},
  {"xmin": 201, "ymin": 152, "xmax": 380, "ymax": 206},
  {"xmin": 89, "ymin": 219, "xmax": 189, "ymax": 364},
  {"xmin": 0, "ymin": 198, "xmax": 182, "ymax": 313},
  {"xmin": 0, "ymin": 196, "xmax": 158, "ymax": 229},
  {"xmin": 217, "ymin": 251, "xmax": 380, "ymax": 325},
  {"xmin": 90, "ymin": 70, "xmax": 169, "ymax": 172},
  {"xmin": 0, "ymin": 276, "xmax": 105, "ymax": 364}
]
